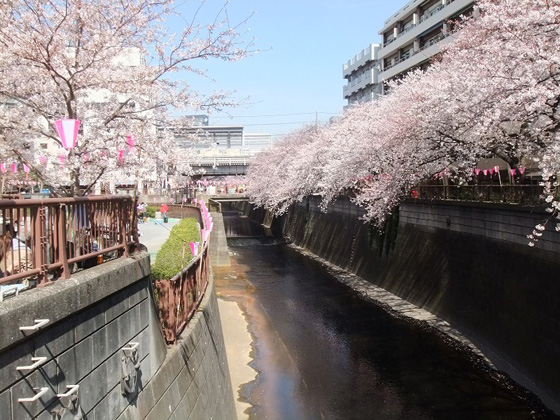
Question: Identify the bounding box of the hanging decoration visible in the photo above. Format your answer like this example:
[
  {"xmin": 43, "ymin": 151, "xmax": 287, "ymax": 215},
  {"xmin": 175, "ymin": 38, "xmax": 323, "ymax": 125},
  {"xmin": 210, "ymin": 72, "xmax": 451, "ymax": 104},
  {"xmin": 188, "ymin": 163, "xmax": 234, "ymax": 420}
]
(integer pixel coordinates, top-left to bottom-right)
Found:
[
  {"xmin": 11, "ymin": 163, "xmax": 17, "ymax": 173},
  {"xmin": 0, "ymin": 163, "xmax": 6, "ymax": 173},
  {"xmin": 23, "ymin": 164, "xmax": 30, "ymax": 179},
  {"xmin": 126, "ymin": 135, "xmax": 135, "ymax": 150},
  {"xmin": 54, "ymin": 119, "xmax": 81, "ymax": 149}
]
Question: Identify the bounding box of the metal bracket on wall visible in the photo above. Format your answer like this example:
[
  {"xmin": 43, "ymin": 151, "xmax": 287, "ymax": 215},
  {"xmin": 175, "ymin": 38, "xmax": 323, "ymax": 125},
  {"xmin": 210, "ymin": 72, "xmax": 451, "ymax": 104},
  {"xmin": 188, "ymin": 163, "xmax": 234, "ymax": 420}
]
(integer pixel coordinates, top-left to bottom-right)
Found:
[
  {"xmin": 18, "ymin": 387, "xmax": 49, "ymax": 403},
  {"xmin": 122, "ymin": 341, "xmax": 139, "ymax": 352},
  {"xmin": 20, "ymin": 318, "xmax": 50, "ymax": 331},
  {"xmin": 57, "ymin": 385, "xmax": 79, "ymax": 398},
  {"xmin": 16, "ymin": 356, "xmax": 48, "ymax": 371},
  {"xmin": 121, "ymin": 342, "xmax": 141, "ymax": 396}
]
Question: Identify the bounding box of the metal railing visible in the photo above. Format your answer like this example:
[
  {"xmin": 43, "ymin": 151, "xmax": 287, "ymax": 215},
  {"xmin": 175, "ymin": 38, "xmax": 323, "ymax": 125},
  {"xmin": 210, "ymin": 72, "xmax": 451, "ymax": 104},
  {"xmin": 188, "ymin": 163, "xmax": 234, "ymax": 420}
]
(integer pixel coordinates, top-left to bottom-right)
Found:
[
  {"xmin": 0, "ymin": 195, "xmax": 138, "ymax": 287},
  {"xmin": 153, "ymin": 211, "xmax": 210, "ymax": 344},
  {"xmin": 414, "ymin": 184, "xmax": 544, "ymax": 205}
]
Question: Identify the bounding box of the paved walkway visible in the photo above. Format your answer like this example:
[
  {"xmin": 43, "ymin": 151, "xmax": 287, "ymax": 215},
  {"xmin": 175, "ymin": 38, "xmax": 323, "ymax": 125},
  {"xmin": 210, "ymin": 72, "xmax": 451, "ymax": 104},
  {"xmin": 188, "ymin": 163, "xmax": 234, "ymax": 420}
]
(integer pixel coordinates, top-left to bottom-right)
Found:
[{"xmin": 137, "ymin": 218, "xmax": 180, "ymax": 261}]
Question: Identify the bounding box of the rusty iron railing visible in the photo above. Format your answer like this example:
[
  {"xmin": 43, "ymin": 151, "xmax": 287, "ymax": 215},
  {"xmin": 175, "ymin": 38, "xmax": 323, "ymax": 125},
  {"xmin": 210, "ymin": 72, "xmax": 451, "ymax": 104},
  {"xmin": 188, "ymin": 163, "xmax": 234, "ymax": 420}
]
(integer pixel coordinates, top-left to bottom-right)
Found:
[
  {"xmin": 0, "ymin": 195, "xmax": 138, "ymax": 287},
  {"xmin": 414, "ymin": 184, "xmax": 544, "ymax": 205},
  {"xmin": 153, "ymin": 213, "xmax": 210, "ymax": 345}
]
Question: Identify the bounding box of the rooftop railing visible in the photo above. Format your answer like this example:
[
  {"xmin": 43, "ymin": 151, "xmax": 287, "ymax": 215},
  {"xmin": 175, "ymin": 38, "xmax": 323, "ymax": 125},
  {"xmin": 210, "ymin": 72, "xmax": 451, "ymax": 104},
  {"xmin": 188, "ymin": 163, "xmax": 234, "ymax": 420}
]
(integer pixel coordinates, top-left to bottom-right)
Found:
[{"xmin": 0, "ymin": 195, "xmax": 138, "ymax": 289}]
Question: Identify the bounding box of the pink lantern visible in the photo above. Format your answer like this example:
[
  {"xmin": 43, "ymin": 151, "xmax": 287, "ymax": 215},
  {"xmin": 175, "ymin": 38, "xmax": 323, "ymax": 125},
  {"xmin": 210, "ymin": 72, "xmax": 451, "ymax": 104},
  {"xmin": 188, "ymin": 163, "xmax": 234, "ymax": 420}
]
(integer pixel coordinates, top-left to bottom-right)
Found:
[{"xmin": 54, "ymin": 119, "xmax": 80, "ymax": 149}]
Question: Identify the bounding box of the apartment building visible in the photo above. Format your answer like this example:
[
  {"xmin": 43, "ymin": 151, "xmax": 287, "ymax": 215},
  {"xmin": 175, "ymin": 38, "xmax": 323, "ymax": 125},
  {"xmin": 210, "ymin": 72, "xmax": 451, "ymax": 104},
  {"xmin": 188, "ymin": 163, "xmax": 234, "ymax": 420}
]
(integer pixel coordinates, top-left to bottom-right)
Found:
[
  {"xmin": 343, "ymin": 44, "xmax": 382, "ymax": 105},
  {"xmin": 343, "ymin": 0, "xmax": 475, "ymax": 106}
]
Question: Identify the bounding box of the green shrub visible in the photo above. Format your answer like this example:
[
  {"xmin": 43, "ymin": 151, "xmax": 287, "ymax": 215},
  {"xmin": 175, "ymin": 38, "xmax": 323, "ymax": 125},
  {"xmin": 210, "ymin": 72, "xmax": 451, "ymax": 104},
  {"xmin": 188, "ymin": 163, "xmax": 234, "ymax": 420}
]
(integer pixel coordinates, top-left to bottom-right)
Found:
[
  {"xmin": 151, "ymin": 218, "xmax": 201, "ymax": 280},
  {"xmin": 145, "ymin": 205, "xmax": 158, "ymax": 218}
]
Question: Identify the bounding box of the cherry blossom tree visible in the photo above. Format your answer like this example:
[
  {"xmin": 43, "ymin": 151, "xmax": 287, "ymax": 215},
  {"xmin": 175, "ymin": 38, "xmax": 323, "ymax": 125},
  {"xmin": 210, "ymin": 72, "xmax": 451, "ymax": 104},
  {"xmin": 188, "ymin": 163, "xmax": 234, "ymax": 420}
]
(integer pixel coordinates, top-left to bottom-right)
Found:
[
  {"xmin": 247, "ymin": 0, "xmax": 560, "ymax": 229},
  {"xmin": 0, "ymin": 0, "xmax": 253, "ymax": 196}
]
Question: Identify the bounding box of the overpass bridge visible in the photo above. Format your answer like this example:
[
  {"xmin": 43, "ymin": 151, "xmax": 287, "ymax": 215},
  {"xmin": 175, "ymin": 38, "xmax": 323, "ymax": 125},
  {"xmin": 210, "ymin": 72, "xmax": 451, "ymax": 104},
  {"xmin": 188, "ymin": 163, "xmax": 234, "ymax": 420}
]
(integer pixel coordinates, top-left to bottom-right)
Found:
[{"xmin": 188, "ymin": 154, "xmax": 252, "ymax": 176}]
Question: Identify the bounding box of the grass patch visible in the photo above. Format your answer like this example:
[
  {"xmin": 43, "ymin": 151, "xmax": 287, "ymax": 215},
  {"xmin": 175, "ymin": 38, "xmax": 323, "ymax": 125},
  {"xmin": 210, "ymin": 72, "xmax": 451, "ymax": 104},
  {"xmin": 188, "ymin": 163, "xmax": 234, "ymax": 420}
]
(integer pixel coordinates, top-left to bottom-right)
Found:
[{"xmin": 151, "ymin": 218, "xmax": 201, "ymax": 280}]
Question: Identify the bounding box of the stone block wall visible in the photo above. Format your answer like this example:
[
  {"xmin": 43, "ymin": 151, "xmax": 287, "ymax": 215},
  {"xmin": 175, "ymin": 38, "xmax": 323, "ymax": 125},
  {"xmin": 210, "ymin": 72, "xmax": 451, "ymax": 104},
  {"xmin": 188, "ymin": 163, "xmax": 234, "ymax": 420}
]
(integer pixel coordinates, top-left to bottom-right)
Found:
[
  {"xmin": 267, "ymin": 196, "xmax": 560, "ymax": 413},
  {"xmin": 0, "ymin": 251, "xmax": 235, "ymax": 420},
  {"xmin": 120, "ymin": 276, "xmax": 235, "ymax": 420}
]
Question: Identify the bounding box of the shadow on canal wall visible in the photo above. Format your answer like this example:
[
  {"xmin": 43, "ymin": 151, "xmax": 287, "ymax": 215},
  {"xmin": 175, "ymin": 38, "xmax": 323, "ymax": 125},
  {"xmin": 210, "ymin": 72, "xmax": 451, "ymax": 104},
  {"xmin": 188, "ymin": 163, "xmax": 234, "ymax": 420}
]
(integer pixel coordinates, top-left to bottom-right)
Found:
[
  {"xmin": 0, "ymin": 252, "xmax": 235, "ymax": 420},
  {"xmin": 236, "ymin": 197, "xmax": 560, "ymax": 414}
]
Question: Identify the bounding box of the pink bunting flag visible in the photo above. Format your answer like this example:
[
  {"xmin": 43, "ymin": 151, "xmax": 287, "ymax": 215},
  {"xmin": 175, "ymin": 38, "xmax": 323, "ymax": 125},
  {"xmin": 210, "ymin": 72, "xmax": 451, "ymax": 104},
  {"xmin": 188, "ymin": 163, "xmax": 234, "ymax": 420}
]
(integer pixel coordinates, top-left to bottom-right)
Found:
[
  {"xmin": 0, "ymin": 163, "xmax": 6, "ymax": 173},
  {"xmin": 54, "ymin": 119, "xmax": 80, "ymax": 149},
  {"xmin": 203, "ymin": 230, "xmax": 210, "ymax": 242},
  {"xmin": 189, "ymin": 241, "xmax": 197, "ymax": 256},
  {"xmin": 474, "ymin": 169, "xmax": 481, "ymax": 175},
  {"xmin": 118, "ymin": 150, "xmax": 125, "ymax": 162},
  {"xmin": 126, "ymin": 135, "xmax": 135, "ymax": 148},
  {"xmin": 23, "ymin": 164, "xmax": 29, "ymax": 179},
  {"xmin": 11, "ymin": 163, "xmax": 17, "ymax": 173},
  {"xmin": 488, "ymin": 168, "xmax": 494, "ymax": 175},
  {"xmin": 510, "ymin": 169, "xmax": 516, "ymax": 176},
  {"xmin": 483, "ymin": 169, "xmax": 488, "ymax": 176},
  {"xmin": 200, "ymin": 228, "xmax": 206, "ymax": 242},
  {"xmin": 519, "ymin": 167, "xmax": 526, "ymax": 175}
]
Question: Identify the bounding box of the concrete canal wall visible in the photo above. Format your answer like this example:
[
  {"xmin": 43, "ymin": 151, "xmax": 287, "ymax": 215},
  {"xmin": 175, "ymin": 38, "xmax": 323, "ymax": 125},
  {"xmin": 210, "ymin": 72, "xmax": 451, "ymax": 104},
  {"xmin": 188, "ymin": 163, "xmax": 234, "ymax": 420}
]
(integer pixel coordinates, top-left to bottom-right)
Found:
[
  {"xmin": 0, "ymin": 252, "xmax": 235, "ymax": 420},
  {"xmin": 237, "ymin": 197, "xmax": 560, "ymax": 413}
]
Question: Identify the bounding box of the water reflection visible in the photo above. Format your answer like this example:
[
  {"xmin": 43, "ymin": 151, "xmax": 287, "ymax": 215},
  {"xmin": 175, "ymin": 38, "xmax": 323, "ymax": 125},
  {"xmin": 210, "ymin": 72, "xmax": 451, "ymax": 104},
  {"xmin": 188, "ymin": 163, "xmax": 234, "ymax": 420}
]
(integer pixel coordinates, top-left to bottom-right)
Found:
[{"xmin": 214, "ymin": 210, "xmax": 556, "ymax": 420}]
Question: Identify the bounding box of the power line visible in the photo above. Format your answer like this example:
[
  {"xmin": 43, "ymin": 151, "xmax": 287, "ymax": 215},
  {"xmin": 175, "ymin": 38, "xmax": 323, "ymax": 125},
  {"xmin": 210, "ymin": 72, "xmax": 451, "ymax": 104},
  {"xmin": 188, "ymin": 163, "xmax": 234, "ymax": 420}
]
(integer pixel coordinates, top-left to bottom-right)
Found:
[{"xmin": 212, "ymin": 111, "xmax": 339, "ymax": 119}]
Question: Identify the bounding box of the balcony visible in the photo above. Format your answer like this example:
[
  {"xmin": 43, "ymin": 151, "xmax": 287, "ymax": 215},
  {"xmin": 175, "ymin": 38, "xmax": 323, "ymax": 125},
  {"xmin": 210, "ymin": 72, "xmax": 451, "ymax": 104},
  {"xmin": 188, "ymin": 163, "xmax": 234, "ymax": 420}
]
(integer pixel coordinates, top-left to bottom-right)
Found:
[
  {"xmin": 343, "ymin": 69, "xmax": 377, "ymax": 98},
  {"xmin": 380, "ymin": 36, "xmax": 447, "ymax": 80},
  {"xmin": 343, "ymin": 45, "xmax": 378, "ymax": 77},
  {"xmin": 379, "ymin": 0, "xmax": 472, "ymax": 58}
]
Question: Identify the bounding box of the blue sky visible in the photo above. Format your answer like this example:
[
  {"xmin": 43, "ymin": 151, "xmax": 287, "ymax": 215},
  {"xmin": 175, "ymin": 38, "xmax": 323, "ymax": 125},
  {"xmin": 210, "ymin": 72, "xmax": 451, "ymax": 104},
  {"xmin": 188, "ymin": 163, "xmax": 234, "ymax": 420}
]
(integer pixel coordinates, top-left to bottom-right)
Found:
[{"xmin": 177, "ymin": 0, "xmax": 410, "ymax": 137}]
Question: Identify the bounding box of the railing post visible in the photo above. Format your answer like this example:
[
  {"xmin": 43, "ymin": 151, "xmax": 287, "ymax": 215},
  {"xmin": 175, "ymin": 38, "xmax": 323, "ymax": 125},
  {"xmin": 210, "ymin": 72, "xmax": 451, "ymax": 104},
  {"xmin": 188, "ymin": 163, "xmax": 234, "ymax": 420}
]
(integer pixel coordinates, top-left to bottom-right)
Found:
[
  {"xmin": 120, "ymin": 201, "xmax": 129, "ymax": 257},
  {"xmin": 58, "ymin": 204, "xmax": 70, "ymax": 279},
  {"xmin": 32, "ymin": 205, "xmax": 48, "ymax": 286}
]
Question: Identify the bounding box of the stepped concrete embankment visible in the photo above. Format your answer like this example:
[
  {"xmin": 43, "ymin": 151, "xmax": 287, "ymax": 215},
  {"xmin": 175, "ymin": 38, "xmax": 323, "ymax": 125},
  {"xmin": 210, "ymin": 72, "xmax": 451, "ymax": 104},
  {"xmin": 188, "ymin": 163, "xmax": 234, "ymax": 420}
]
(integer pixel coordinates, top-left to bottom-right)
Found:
[
  {"xmin": 236, "ymin": 197, "xmax": 560, "ymax": 414},
  {"xmin": 0, "ymin": 215, "xmax": 236, "ymax": 419}
]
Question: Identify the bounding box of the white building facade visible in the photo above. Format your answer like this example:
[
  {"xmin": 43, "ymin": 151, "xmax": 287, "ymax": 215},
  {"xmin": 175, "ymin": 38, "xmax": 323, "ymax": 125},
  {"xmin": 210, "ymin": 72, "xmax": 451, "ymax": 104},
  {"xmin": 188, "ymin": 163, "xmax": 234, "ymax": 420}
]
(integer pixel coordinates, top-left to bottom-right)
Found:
[{"xmin": 343, "ymin": 0, "xmax": 475, "ymax": 106}]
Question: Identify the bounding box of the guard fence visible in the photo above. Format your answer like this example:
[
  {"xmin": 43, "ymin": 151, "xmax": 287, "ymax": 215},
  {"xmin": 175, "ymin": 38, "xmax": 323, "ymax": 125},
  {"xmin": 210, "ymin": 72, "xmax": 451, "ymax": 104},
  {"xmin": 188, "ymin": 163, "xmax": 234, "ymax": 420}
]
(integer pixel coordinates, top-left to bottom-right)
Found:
[{"xmin": 0, "ymin": 195, "xmax": 138, "ymax": 288}]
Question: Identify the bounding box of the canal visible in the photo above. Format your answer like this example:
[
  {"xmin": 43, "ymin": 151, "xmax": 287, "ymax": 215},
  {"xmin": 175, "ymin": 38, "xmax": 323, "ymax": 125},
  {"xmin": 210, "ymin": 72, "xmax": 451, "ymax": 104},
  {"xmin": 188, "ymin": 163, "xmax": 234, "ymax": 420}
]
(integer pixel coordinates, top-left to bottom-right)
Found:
[{"xmin": 213, "ymin": 210, "xmax": 556, "ymax": 420}]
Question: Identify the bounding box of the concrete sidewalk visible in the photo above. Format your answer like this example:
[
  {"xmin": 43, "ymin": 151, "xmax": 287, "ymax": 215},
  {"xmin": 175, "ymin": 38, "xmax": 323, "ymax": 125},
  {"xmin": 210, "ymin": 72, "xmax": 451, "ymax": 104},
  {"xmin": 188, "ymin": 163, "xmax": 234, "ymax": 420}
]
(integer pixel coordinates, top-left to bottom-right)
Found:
[{"xmin": 137, "ymin": 218, "xmax": 180, "ymax": 262}]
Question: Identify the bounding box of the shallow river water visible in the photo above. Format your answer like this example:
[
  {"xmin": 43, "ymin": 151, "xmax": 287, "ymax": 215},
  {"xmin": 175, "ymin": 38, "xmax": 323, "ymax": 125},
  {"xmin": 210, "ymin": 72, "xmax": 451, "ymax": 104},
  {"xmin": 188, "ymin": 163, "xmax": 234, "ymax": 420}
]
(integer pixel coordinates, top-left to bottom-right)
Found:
[{"xmin": 213, "ymin": 211, "xmax": 556, "ymax": 420}]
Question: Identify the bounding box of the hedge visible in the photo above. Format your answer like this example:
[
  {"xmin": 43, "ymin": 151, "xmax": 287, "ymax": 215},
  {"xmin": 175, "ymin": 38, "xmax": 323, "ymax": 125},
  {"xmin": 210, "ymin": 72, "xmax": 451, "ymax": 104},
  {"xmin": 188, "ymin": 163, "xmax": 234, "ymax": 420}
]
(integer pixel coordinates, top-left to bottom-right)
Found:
[{"xmin": 151, "ymin": 218, "xmax": 201, "ymax": 280}]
